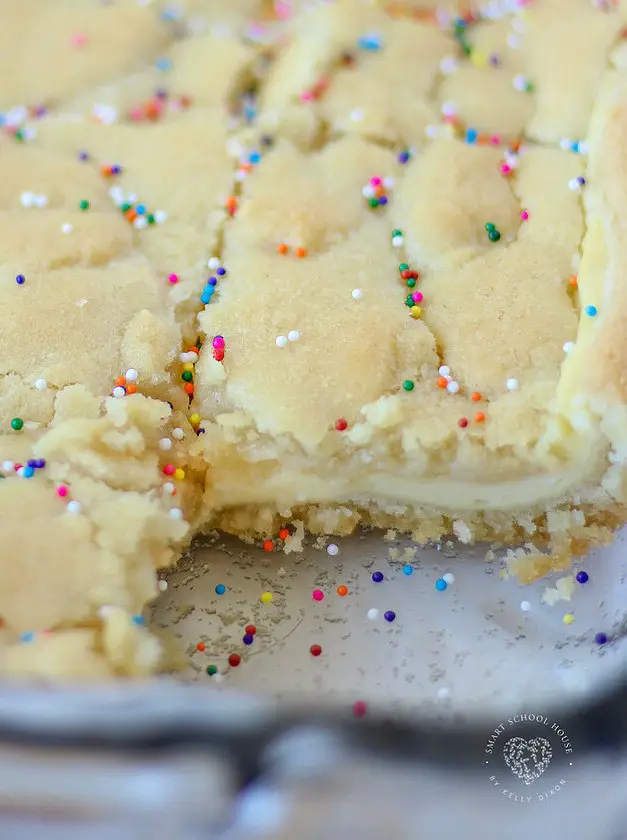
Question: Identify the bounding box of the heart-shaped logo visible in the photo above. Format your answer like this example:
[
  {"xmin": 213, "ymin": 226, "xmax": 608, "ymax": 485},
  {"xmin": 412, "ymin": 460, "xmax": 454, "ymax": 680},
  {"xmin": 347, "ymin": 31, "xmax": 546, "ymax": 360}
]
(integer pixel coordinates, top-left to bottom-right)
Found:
[{"xmin": 503, "ymin": 736, "xmax": 552, "ymax": 785}]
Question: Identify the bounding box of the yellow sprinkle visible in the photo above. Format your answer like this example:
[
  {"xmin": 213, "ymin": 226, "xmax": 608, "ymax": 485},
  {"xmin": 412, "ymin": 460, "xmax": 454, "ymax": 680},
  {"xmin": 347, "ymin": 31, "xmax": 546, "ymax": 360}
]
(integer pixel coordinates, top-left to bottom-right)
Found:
[
  {"xmin": 410, "ymin": 305, "xmax": 422, "ymax": 319},
  {"xmin": 260, "ymin": 591, "xmax": 273, "ymax": 604},
  {"xmin": 174, "ymin": 468, "xmax": 185, "ymax": 481},
  {"xmin": 190, "ymin": 413, "xmax": 201, "ymax": 426},
  {"xmin": 471, "ymin": 50, "xmax": 487, "ymax": 68},
  {"xmin": 182, "ymin": 362, "xmax": 194, "ymax": 373},
  {"xmin": 562, "ymin": 613, "xmax": 575, "ymax": 625}
]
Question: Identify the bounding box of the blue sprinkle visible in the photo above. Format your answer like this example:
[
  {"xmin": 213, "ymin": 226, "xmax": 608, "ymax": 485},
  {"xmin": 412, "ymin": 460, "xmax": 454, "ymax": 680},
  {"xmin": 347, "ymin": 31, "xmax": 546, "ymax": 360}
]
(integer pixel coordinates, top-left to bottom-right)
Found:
[
  {"xmin": 135, "ymin": 204, "xmax": 146, "ymax": 215},
  {"xmin": 0, "ymin": 114, "xmax": 5, "ymax": 127},
  {"xmin": 132, "ymin": 615, "xmax": 145, "ymax": 625},
  {"xmin": 435, "ymin": 578, "xmax": 448, "ymax": 591},
  {"xmin": 585, "ymin": 305, "xmax": 598, "ymax": 317},
  {"xmin": 215, "ymin": 584, "xmax": 226, "ymax": 595},
  {"xmin": 466, "ymin": 128, "xmax": 478, "ymax": 144},
  {"xmin": 571, "ymin": 142, "xmax": 579, "ymax": 153},
  {"xmin": 35, "ymin": 458, "xmax": 46, "ymax": 468},
  {"xmin": 200, "ymin": 292, "xmax": 211, "ymax": 305},
  {"xmin": 15, "ymin": 274, "xmax": 26, "ymax": 285},
  {"xmin": 217, "ymin": 267, "xmax": 226, "ymax": 276},
  {"xmin": 244, "ymin": 105, "xmax": 257, "ymax": 123},
  {"xmin": 20, "ymin": 632, "xmax": 35, "ymax": 643},
  {"xmin": 156, "ymin": 58, "xmax": 171, "ymax": 71},
  {"xmin": 249, "ymin": 150, "xmax": 261, "ymax": 164},
  {"xmin": 22, "ymin": 466, "xmax": 35, "ymax": 478},
  {"xmin": 358, "ymin": 33, "xmax": 383, "ymax": 51},
  {"xmin": 402, "ymin": 564, "xmax": 413, "ymax": 576}
]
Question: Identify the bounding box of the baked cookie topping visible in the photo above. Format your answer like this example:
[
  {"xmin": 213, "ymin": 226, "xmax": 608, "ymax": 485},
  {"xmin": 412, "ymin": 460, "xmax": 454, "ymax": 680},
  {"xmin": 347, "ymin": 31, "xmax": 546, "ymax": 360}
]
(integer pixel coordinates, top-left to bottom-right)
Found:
[{"xmin": 1, "ymin": 0, "xmax": 627, "ymax": 676}]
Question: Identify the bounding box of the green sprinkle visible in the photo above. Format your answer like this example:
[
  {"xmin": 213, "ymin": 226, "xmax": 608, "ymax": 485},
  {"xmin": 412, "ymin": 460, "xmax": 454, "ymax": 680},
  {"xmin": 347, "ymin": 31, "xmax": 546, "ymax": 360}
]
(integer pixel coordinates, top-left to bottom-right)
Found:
[
  {"xmin": 405, "ymin": 295, "xmax": 414, "ymax": 307},
  {"xmin": 488, "ymin": 229, "xmax": 501, "ymax": 242},
  {"xmin": 146, "ymin": 213, "xmax": 156, "ymax": 225},
  {"xmin": 15, "ymin": 129, "xmax": 25, "ymax": 142},
  {"xmin": 182, "ymin": 371, "xmax": 193, "ymax": 382},
  {"xmin": 11, "ymin": 417, "xmax": 24, "ymax": 431},
  {"xmin": 402, "ymin": 380, "xmax": 414, "ymax": 392},
  {"xmin": 406, "ymin": 278, "xmax": 416, "ymax": 288},
  {"xmin": 368, "ymin": 197, "xmax": 379, "ymax": 208},
  {"xmin": 206, "ymin": 664, "xmax": 218, "ymax": 676},
  {"xmin": 399, "ymin": 263, "xmax": 409, "ymax": 272},
  {"xmin": 121, "ymin": 202, "xmax": 132, "ymax": 213},
  {"xmin": 484, "ymin": 222, "xmax": 495, "ymax": 232},
  {"xmin": 79, "ymin": 199, "xmax": 90, "ymax": 211},
  {"xmin": 392, "ymin": 229, "xmax": 403, "ymax": 238}
]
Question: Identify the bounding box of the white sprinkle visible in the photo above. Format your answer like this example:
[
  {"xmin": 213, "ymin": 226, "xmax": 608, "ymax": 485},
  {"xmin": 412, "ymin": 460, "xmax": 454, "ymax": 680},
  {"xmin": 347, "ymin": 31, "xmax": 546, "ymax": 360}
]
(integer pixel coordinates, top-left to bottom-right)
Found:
[
  {"xmin": 362, "ymin": 184, "xmax": 375, "ymax": 198},
  {"xmin": 154, "ymin": 210, "xmax": 168, "ymax": 224},
  {"xmin": 327, "ymin": 543, "xmax": 339, "ymax": 556},
  {"xmin": 208, "ymin": 257, "xmax": 221, "ymax": 270},
  {"xmin": 34, "ymin": 378, "xmax": 47, "ymax": 391},
  {"xmin": 287, "ymin": 330, "xmax": 301, "ymax": 342},
  {"xmin": 162, "ymin": 482, "xmax": 175, "ymax": 495},
  {"xmin": 168, "ymin": 508, "xmax": 184, "ymax": 520},
  {"xmin": 109, "ymin": 186, "xmax": 124, "ymax": 204},
  {"xmin": 125, "ymin": 368, "xmax": 139, "ymax": 382},
  {"xmin": 179, "ymin": 352, "xmax": 194, "ymax": 363},
  {"xmin": 93, "ymin": 103, "xmax": 118, "ymax": 124},
  {"xmin": 16, "ymin": 467, "xmax": 26, "ymax": 478},
  {"xmin": 2, "ymin": 461, "xmax": 14, "ymax": 473},
  {"xmin": 61, "ymin": 223, "xmax": 73, "ymax": 234},
  {"xmin": 504, "ymin": 153, "xmax": 519, "ymax": 169},
  {"xmin": 446, "ymin": 380, "xmax": 459, "ymax": 394},
  {"xmin": 126, "ymin": 193, "xmax": 138, "ymax": 205},
  {"xmin": 560, "ymin": 138, "xmax": 572, "ymax": 151},
  {"xmin": 425, "ymin": 124, "xmax": 439, "ymax": 139},
  {"xmin": 350, "ymin": 108, "xmax": 364, "ymax": 122},
  {"xmin": 436, "ymin": 687, "xmax": 451, "ymax": 700},
  {"xmin": 578, "ymin": 141, "xmax": 589, "ymax": 155},
  {"xmin": 439, "ymin": 56, "xmax": 458, "ymax": 74},
  {"xmin": 441, "ymin": 101, "xmax": 457, "ymax": 117},
  {"xmin": 563, "ymin": 341, "xmax": 575, "ymax": 355},
  {"xmin": 513, "ymin": 74, "xmax": 530, "ymax": 92},
  {"xmin": 520, "ymin": 600, "xmax": 531, "ymax": 612},
  {"xmin": 112, "ymin": 386, "xmax": 126, "ymax": 398},
  {"xmin": 234, "ymin": 170, "xmax": 247, "ymax": 183},
  {"xmin": 442, "ymin": 572, "xmax": 455, "ymax": 585},
  {"xmin": 352, "ymin": 288, "xmax": 363, "ymax": 299},
  {"xmin": 391, "ymin": 235, "xmax": 404, "ymax": 247},
  {"xmin": 67, "ymin": 500, "xmax": 83, "ymax": 515},
  {"xmin": 134, "ymin": 216, "xmax": 148, "ymax": 230},
  {"xmin": 158, "ymin": 579, "xmax": 168, "ymax": 592},
  {"xmin": 382, "ymin": 176, "xmax": 394, "ymax": 189},
  {"xmin": 159, "ymin": 438, "xmax": 173, "ymax": 451},
  {"xmin": 171, "ymin": 427, "xmax": 185, "ymax": 440},
  {"xmin": 506, "ymin": 377, "xmax": 519, "ymax": 391},
  {"xmin": 438, "ymin": 365, "xmax": 450, "ymax": 377},
  {"xmin": 34, "ymin": 194, "xmax": 48, "ymax": 207},
  {"xmin": 367, "ymin": 608, "xmax": 379, "ymax": 620},
  {"xmin": 507, "ymin": 33, "xmax": 521, "ymax": 49},
  {"xmin": 275, "ymin": 335, "xmax": 288, "ymax": 348},
  {"xmin": 568, "ymin": 178, "xmax": 583, "ymax": 191},
  {"xmin": 20, "ymin": 191, "xmax": 34, "ymax": 207}
]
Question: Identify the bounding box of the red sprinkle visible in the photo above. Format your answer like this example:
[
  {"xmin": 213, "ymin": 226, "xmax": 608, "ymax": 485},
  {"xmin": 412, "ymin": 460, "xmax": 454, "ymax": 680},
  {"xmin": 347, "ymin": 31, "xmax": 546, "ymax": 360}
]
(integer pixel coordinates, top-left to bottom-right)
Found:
[
  {"xmin": 335, "ymin": 418, "xmax": 348, "ymax": 431},
  {"xmin": 353, "ymin": 700, "xmax": 367, "ymax": 717},
  {"xmin": 458, "ymin": 417, "xmax": 468, "ymax": 428},
  {"xmin": 263, "ymin": 540, "xmax": 274, "ymax": 552},
  {"xmin": 228, "ymin": 653, "xmax": 241, "ymax": 667},
  {"xmin": 278, "ymin": 528, "xmax": 289, "ymax": 541},
  {"xmin": 310, "ymin": 644, "xmax": 322, "ymax": 657},
  {"xmin": 245, "ymin": 624, "xmax": 257, "ymax": 636},
  {"xmin": 196, "ymin": 642, "xmax": 205, "ymax": 652},
  {"xmin": 213, "ymin": 348, "xmax": 225, "ymax": 362}
]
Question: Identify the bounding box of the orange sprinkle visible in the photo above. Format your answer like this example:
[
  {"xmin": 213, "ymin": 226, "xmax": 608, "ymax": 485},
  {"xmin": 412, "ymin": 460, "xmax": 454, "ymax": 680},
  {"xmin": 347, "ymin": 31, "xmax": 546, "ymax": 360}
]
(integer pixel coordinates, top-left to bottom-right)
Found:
[
  {"xmin": 278, "ymin": 528, "xmax": 289, "ymax": 541},
  {"xmin": 295, "ymin": 247, "xmax": 307, "ymax": 258},
  {"xmin": 475, "ymin": 411, "xmax": 486, "ymax": 423},
  {"xmin": 125, "ymin": 209, "xmax": 138, "ymax": 222},
  {"xmin": 471, "ymin": 392, "xmax": 482, "ymax": 402},
  {"xmin": 115, "ymin": 376, "xmax": 126, "ymax": 387},
  {"xmin": 196, "ymin": 642, "xmax": 205, "ymax": 652},
  {"xmin": 126, "ymin": 384, "xmax": 137, "ymax": 395},
  {"xmin": 437, "ymin": 376, "xmax": 448, "ymax": 389},
  {"xmin": 568, "ymin": 274, "xmax": 578, "ymax": 288},
  {"xmin": 263, "ymin": 539, "xmax": 274, "ymax": 552},
  {"xmin": 188, "ymin": 346, "xmax": 200, "ymax": 355},
  {"xmin": 184, "ymin": 383, "xmax": 194, "ymax": 395},
  {"xmin": 277, "ymin": 243, "xmax": 289, "ymax": 255},
  {"xmin": 337, "ymin": 585, "xmax": 348, "ymax": 597},
  {"xmin": 100, "ymin": 164, "xmax": 112, "ymax": 177}
]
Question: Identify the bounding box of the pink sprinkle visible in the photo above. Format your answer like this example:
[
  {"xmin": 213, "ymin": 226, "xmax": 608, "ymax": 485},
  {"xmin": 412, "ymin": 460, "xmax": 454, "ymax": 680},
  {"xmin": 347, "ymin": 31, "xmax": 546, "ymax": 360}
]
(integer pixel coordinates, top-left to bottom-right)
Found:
[
  {"xmin": 353, "ymin": 700, "xmax": 367, "ymax": 718},
  {"xmin": 71, "ymin": 32, "xmax": 87, "ymax": 47},
  {"xmin": 370, "ymin": 177, "xmax": 382, "ymax": 187},
  {"xmin": 168, "ymin": 273, "xmax": 179, "ymax": 285},
  {"xmin": 300, "ymin": 91, "xmax": 314, "ymax": 102},
  {"xmin": 312, "ymin": 589, "xmax": 324, "ymax": 602},
  {"xmin": 412, "ymin": 291, "xmax": 424, "ymax": 303},
  {"xmin": 56, "ymin": 485, "xmax": 69, "ymax": 498},
  {"xmin": 500, "ymin": 163, "xmax": 511, "ymax": 175},
  {"xmin": 520, "ymin": 210, "xmax": 529, "ymax": 221},
  {"xmin": 275, "ymin": 0, "xmax": 292, "ymax": 19},
  {"xmin": 212, "ymin": 336, "xmax": 225, "ymax": 350},
  {"xmin": 163, "ymin": 464, "xmax": 176, "ymax": 476},
  {"xmin": 129, "ymin": 106, "xmax": 143, "ymax": 121},
  {"xmin": 490, "ymin": 135, "xmax": 501, "ymax": 146}
]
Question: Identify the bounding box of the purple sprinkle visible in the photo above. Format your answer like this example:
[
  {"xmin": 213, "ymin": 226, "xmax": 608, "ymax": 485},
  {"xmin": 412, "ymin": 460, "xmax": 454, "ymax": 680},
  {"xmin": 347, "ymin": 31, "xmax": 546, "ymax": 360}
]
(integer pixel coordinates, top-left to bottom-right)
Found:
[
  {"xmin": 489, "ymin": 54, "xmax": 500, "ymax": 66},
  {"xmin": 78, "ymin": 150, "xmax": 90, "ymax": 161},
  {"xmin": 576, "ymin": 571, "xmax": 589, "ymax": 584},
  {"xmin": 378, "ymin": 195, "xmax": 388, "ymax": 206},
  {"xmin": 15, "ymin": 274, "xmax": 25, "ymax": 285},
  {"xmin": 208, "ymin": 277, "xmax": 217, "ymax": 286},
  {"xmin": 217, "ymin": 267, "xmax": 226, "ymax": 276},
  {"xmin": 243, "ymin": 633, "xmax": 254, "ymax": 646},
  {"xmin": 595, "ymin": 632, "xmax": 608, "ymax": 645},
  {"xmin": 372, "ymin": 571, "xmax": 384, "ymax": 583},
  {"xmin": 155, "ymin": 88, "xmax": 168, "ymax": 100},
  {"xmin": 397, "ymin": 150, "xmax": 410, "ymax": 164},
  {"xmin": 384, "ymin": 610, "xmax": 396, "ymax": 622}
]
